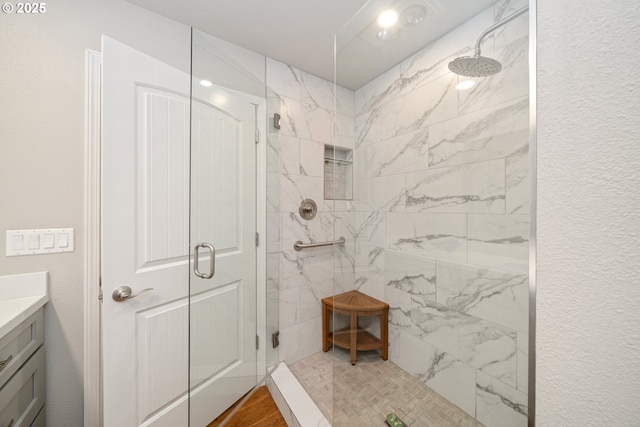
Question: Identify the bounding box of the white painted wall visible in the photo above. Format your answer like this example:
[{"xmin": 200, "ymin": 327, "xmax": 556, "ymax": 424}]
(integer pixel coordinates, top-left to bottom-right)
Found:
[
  {"xmin": 536, "ymin": 0, "xmax": 640, "ymax": 425},
  {"xmin": 0, "ymin": 1, "xmax": 190, "ymax": 425}
]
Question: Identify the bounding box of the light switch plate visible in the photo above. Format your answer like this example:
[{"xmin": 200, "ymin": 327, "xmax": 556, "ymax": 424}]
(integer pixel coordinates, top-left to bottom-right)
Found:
[{"xmin": 6, "ymin": 228, "xmax": 75, "ymax": 256}]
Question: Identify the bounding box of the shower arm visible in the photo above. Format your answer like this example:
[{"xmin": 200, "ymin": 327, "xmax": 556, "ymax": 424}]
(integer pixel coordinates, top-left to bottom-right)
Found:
[{"xmin": 473, "ymin": 5, "xmax": 529, "ymax": 57}]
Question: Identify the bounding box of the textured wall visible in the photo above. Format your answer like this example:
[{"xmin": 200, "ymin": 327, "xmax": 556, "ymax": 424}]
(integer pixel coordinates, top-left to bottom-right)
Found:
[
  {"xmin": 0, "ymin": 2, "xmax": 190, "ymax": 425},
  {"xmin": 536, "ymin": 0, "xmax": 640, "ymax": 425}
]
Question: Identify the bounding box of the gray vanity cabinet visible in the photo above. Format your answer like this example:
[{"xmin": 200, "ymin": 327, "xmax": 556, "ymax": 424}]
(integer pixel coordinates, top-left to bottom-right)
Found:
[{"xmin": 0, "ymin": 309, "xmax": 45, "ymax": 427}]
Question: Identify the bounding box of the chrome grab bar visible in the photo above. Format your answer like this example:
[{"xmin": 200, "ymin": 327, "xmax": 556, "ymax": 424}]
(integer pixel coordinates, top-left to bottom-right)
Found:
[{"xmin": 294, "ymin": 236, "xmax": 345, "ymax": 251}]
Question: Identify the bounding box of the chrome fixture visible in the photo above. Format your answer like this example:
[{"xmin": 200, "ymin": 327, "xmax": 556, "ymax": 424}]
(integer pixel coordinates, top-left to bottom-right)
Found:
[
  {"xmin": 298, "ymin": 198, "xmax": 317, "ymax": 220},
  {"xmin": 294, "ymin": 236, "xmax": 346, "ymax": 251},
  {"xmin": 449, "ymin": 55, "xmax": 503, "ymax": 77},
  {"xmin": 448, "ymin": 5, "xmax": 529, "ymax": 77},
  {"xmin": 112, "ymin": 285, "xmax": 154, "ymax": 302},
  {"xmin": 194, "ymin": 242, "xmax": 216, "ymax": 279}
]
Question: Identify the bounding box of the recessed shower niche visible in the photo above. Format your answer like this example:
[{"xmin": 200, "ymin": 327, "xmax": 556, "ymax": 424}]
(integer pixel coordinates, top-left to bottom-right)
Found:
[{"xmin": 324, "ymin": 145, "xmax": 352, "ymax": 200}]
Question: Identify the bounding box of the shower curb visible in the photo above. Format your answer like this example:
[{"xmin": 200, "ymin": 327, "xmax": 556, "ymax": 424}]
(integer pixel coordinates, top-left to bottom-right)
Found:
[{"xmin": 266, "ymin": 362, "xmax": 330, "ymax": 427}]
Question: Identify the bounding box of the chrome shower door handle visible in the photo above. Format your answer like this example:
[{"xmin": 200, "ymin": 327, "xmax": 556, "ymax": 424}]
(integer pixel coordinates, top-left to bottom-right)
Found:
[{"xmin": 194, "ymin": 242, "xmax": 216, "ymax": 279}]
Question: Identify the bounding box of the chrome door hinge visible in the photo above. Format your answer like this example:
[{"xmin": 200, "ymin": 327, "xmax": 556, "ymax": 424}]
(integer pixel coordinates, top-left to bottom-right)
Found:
[
  {"xmin": 98, "ymin": 277, "xmax": 103, "ymax": 301},
  {"xmin": 255, "ymin": 232, "xmax": 259, "ymax": 247},
  {"xmin": 256, "ymin": 335, "xmax": 259, "ymax": 350},
  {"xmin": 255, "ymin": 128, "xmax": 260, "ymax": 143}
]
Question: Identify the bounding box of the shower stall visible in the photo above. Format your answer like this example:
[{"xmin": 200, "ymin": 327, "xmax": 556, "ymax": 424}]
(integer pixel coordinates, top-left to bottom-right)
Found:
[
  {"xmin": 288, "ymin": 0, "xmax": 533, "ymax": 425},
  {"xmin": 100, "ymin": 0, "xmax": 533, "ymax": 425}
]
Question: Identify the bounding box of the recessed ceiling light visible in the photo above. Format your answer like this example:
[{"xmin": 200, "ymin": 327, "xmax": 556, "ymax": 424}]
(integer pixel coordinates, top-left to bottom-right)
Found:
[
  {"xmin": 377, "ymin": 9, "xmax": 399, "ymax": 28},
  {"xmin": 200, "ymin": 79, "xmax": 213, "ymax": 87},
  {"xmin": 455, "ymin": 80, "xmax": 476, "ymax": 90},
  {"xmin": 377, "ymin": 27, "xmax": 401, "ymax": 42},
  {"xmin": 403, "ymin": 5, "xmax": 427, "ymax": 25}
]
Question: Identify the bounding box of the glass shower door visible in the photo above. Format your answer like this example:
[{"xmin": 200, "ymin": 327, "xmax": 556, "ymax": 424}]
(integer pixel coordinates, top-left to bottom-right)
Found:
[
  {"xmin": 333, "ymin": 0, "xmax": 532, "ymax": 426},
  {"xmin": 188, "ymin": 29, "xmax": 259, "ymax": 426}
]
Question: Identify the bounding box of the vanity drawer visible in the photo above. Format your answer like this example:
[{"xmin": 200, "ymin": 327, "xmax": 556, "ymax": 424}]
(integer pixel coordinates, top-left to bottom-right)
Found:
[
  {"xmin": 0, "ymin": 309, "xmax": 43, "ymax": 388},
  {"xmin": 0, "ymin": 346, "xmax": 45, "ymax": 427},
  {"xmin": 30, "ymin": 407, "xmax": 44, "ymax": 427}
]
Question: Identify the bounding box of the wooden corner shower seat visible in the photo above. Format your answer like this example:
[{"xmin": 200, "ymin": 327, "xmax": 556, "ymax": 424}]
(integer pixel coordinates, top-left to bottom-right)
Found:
[{"xmin": 321, "ymin": 290, "xmax": 389, "ymax": 365}]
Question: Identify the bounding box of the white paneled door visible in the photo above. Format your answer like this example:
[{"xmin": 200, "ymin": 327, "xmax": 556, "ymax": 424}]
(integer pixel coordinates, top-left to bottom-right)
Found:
[{"xmin": 102, "ymin": 36, "xmax": 258, "ymax": 427}]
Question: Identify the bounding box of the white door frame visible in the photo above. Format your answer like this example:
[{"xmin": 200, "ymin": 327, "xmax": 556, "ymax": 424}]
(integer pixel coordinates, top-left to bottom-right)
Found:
[
  {"xmin": 84, "ymin": 48, "xmax": 102, "ymax": 427},
  {"xmin": 84, "ymin": 48, "xmax": 268, "ymax": 427}
]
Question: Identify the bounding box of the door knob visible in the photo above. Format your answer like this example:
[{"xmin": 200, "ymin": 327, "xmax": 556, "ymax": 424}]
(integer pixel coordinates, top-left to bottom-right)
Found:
[{"xmin": 112, "ymin": 286, "xmax": 154, "ymax": 302}]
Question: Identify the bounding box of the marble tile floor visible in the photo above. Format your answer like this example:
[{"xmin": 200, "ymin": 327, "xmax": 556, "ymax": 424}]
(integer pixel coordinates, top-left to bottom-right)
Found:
[{"xmin": 289, "ymin": 349, "xmax": 483, "ymax": 427}]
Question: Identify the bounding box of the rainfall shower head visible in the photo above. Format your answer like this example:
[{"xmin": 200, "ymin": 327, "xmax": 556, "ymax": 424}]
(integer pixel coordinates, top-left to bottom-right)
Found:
[
  {"xmin": 448, "ymin": 5, "xmax": 528, "ymax": 78},
  {"xmin": 448, "ymin": 55, "xmax": 502, "ymax": 77}
]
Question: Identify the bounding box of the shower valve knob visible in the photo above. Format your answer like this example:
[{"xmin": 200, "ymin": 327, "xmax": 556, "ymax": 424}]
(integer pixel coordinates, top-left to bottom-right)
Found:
[{"xmin": 299, "ymin": 199, "xmax": 317, "ymax": 220}]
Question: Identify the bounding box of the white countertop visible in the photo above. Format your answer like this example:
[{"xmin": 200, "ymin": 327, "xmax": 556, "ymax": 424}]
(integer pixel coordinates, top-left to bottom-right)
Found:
[{"xmin": 0, "ymin": 272, "xmax": 49, "ymax": 340}]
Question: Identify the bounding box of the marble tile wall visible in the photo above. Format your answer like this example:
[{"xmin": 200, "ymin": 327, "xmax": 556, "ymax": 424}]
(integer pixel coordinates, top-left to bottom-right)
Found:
[
  {"xmin": 352, "ymin": 1, "xmax": 530, "ymax": 426},
  {"xmin": 266, "ymin": 58, "xmax": 357, "ymax": 364}
]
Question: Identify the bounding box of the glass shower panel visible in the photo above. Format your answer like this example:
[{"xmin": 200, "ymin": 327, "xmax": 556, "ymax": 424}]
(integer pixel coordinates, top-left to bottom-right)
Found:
[
  {"xmin": 333, "ymin": 0, "xmax": 531, "ymax": 426},
  {"xmin": 189, "ymin": 28, "xmax": 276, "ymax": 426}
]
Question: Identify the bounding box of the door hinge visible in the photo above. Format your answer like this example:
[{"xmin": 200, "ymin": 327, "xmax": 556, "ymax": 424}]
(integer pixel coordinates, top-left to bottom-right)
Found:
[
  {"xmin": 256, "ymin": 335, "xmax": 259, "ymax": 350},
  {"xmin": 98, "ymin": 277, "xmax": 103, "ymax": 301},
  {"xmin": 272, "ymin": 331, "xmax": 280, "ymax": 348},
  {"xmin": 255, "ymin": 128, "xmax": 260, "ymax": 143},
  {"xmin": 255, "ymin": 232, "xmax": 259, "ymax": 247}
]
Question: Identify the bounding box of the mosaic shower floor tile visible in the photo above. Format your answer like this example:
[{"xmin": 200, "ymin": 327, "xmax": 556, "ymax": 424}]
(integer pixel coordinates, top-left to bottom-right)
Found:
[{"xmin": 289, "ymin": 349, "xmax": 483, "ymax": 427}]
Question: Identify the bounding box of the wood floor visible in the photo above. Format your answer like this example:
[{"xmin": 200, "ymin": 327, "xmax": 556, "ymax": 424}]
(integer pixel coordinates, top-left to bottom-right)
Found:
[{"xmin": 208, "ymin": 386, "xmax": 287, "ymax": 427}]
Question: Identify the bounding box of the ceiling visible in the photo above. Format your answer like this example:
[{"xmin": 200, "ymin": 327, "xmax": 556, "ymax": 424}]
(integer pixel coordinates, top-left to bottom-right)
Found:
[{"xmin": 126, "ymin": 0, "xmax": 497, "ymax": 89}]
